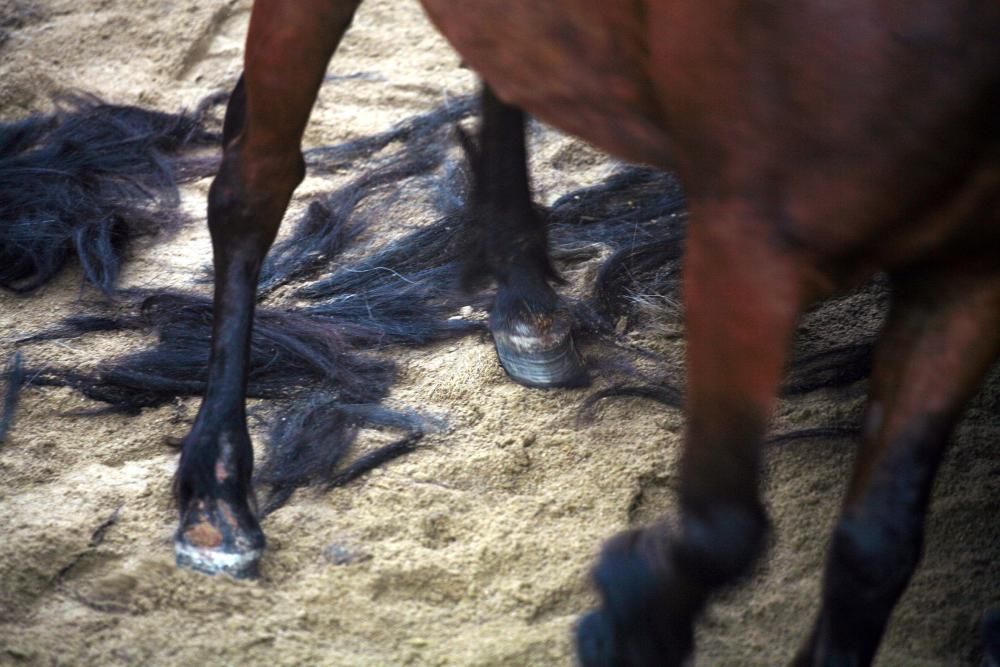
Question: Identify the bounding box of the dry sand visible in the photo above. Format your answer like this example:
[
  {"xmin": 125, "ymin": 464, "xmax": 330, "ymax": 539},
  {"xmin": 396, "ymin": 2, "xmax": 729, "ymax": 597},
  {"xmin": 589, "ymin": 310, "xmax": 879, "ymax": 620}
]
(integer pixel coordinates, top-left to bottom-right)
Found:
[{"xmin": 0, "ymin": 1, "xmax": 997, "ymax": 665}]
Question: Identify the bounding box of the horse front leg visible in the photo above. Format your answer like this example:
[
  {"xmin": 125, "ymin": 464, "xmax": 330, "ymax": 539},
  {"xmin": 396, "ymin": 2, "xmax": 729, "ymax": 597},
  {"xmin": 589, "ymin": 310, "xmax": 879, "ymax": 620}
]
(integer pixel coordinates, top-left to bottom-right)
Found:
[
  {"xmin": 464, "ymin": 84, "xmax": 588, "ymax": 388},
  {"xmin": 794, "ymin": 262, "xmax": 1000, "ymax": 666},
  {"xmin": 174, "ymin": 0, "xmax": 361, "ymax": 578},
  {"xmin": 577, "ymin": 203, "xmax": 816, "ymax": 666}
]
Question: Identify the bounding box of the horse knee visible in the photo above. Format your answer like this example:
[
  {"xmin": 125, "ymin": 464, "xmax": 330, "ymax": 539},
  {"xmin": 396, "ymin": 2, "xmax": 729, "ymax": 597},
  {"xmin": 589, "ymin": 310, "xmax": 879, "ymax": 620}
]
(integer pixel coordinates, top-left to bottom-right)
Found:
[
  {"xmin": 675, "ymin": 501, "xmax": 770, "ymax": 589},
  {"xmin": 208, "ymin": 142, "xmax": 305, "ymax": 246}
]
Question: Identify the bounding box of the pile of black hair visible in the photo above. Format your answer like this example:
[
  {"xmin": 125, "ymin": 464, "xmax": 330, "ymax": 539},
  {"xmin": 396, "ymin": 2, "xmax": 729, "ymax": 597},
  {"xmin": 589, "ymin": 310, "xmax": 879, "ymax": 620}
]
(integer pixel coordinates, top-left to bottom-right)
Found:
[
  {"xmin": 258, "ymin": 95, "xmax": 476, "ymax": 297},
  {"xmin": 9, "ymin": 92, "xmax": 878, "ymax": 509},
  {"xmin": 11, "ymin": 94, "xmax": 485, "ymax": 511},
  {"xmin": 0, "ymin": 92, "xmax": 222, "ymax": 294}
]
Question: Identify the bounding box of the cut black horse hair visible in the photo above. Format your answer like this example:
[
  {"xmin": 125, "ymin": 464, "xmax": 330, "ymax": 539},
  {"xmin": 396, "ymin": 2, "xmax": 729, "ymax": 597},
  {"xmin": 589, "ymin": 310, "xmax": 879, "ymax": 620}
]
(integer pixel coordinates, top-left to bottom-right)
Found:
[
  {"xmin": 259, "ymin": 398, "xmax": 426, "ymax": 515},
  {"xmin": 12, "ymin": 93, "xmax": 877, "ymax": 510},
  {"xmin": 0, "ymin": 352, "xmax": 24, "ymax": 444},
  {"xmin": 258, "ymin": 134, "xmax": 455, "ymax": 297},
  {"xmin": 547, "ymin": 168, "xmax": 688, "ymax": 335},
  {"xmin": 10, "ymin": 96, "xmax": 484, "ymax": 511},
  {"xmin": 302, "ymin": 93, "xmax": 476, "ymax": 175},
  {"xmin": 24, "ymin": 290, "xmax": 431, "ymax": 511},
  {"xmin": 0, "ymin": 92, "xmax": 223, "ymax": 294},
  {"xmin": 260, "ymin": 95, "xmax": 476, "ymax": 297}
]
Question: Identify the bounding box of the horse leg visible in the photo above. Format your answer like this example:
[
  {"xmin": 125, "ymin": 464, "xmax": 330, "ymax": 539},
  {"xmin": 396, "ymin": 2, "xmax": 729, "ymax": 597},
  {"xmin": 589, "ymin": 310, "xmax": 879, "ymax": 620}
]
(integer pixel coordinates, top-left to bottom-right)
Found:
[
  {"xmin": 464, "ymin": 83, "xmax": 587, "ymax": 388},
  {"xmin": 794, "ymin": 262, "xmax": 1000, "ymax": 666},
  {"xmin": 577, "ymin": 204, "xmax": 817, "ymax": 666},
  {"xmin": 173, "ymin": 0, "xmax": 360, "ymax": 578}
]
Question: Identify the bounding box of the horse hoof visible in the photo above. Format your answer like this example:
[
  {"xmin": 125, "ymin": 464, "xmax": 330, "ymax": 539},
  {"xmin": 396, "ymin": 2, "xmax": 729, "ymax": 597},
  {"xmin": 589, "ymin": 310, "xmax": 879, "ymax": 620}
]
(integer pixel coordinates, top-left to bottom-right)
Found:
[
  {"xmin": 174, "ymin": 497, "xmax": 264, "ymax": 579},
  {"xmin": 492, "ymin": 309, "xmax": 589, "ymax": 388}
]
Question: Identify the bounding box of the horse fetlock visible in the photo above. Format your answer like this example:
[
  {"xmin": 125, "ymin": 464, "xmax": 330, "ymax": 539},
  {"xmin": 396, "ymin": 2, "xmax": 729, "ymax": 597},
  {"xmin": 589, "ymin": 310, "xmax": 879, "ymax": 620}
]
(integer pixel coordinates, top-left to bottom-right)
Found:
[
  {"xmin": 827, "ymin": 512, "xmax": 920, "ymax": 598},
  {"xmin": 577, "ymin": 525, "xmax": 699, "ymax": 667},
  {"xmin": 173, "ymin": 405, "xmax": 263, "ymax": 579},
  {"xmin": 178, "ymin": 424, "xmax": 253, "ymax": 486},
  {"xmin": 494, "ymin": 263, "xmax": 558, "ymax": 310},
  {"xmin": 674, "ymin": 501, "xmax": 769, "ymax": 590},
  {"xmin": 577, "ymin": 507, "xmax": 767, "ymax": 665}
]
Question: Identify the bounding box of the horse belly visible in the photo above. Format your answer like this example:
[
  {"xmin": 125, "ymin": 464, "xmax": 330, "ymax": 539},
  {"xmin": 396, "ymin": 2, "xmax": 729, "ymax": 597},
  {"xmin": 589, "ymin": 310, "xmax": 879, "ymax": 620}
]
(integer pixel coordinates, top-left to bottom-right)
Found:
[{"xmin": 420, "ymin": 0, "xmax": 674, "ymax": 167}]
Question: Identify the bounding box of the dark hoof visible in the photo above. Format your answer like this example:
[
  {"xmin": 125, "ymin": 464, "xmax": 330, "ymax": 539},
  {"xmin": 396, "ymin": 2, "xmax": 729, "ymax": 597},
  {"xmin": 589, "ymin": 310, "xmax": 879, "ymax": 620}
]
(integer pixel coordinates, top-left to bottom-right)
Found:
[
  {"xmin": 175, "ymin": 497, "xmax": 264, "ymax": 579},
  {"xmin": 492, "ymin": 309, "xmax": 588, "ymax": 388},
  {"xmin": 575, "ymin": 528, "xmax": 693, "ymax": 667}
]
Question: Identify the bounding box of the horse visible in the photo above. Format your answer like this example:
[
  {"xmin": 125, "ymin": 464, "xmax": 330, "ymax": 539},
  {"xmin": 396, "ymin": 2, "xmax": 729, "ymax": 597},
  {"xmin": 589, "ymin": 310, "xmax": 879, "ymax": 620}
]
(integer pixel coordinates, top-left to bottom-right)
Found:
[{"xmin": 173, "ymin": 1, "xmax": 1000, "ymax": 665}]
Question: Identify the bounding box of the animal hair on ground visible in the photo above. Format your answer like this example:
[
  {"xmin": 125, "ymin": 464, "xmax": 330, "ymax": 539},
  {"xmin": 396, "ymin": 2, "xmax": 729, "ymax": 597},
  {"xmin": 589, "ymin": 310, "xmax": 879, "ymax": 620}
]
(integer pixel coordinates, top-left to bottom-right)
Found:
[
  {"xmin": 10, "ymin": 94, "xmax": 878, "ymax": 509},
  {"xmin": 0, "ymin": 92, "xmax": 223, "ymax": 295},
  {"xmin": 253, "ymin": 93, "xmax": 478, "ymax": 296},
  {"xmin": 302, "ymin": 93, "xmax": 476, "ymax": 175},
  {"xmin": 0, "ymin": 351, "xmax": 24, "ymax": 444},
  {"xmin": 12, "ymin": 97, "xmax": 487, "ymax": 510},
  {"xmin": 22, "ymin": 290, "xmax": 430, "ymax": 512}
]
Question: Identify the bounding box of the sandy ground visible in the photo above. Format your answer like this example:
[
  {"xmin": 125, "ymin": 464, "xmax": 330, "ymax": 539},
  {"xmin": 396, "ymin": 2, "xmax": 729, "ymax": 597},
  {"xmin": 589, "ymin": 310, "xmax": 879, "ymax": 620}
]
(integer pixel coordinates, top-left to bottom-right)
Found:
[{"xmin": 0, "ymin": 1, "xmax": 997, "ymax": 665}]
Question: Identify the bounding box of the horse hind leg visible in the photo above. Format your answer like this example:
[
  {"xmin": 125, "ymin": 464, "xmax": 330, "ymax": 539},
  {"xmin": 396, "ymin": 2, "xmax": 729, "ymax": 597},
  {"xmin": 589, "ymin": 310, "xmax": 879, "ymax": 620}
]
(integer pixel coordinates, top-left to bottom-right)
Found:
[
  {"xmin": 794, "ymin": 260, "xmax": 1000, "ymax": 666},
  {"xmin": 462, "ymin": 83, "xmax": 588, "ymax": 388},
  {"xmin": 173, "ymin": 0, "xmax": 361, "ymax": 578},
  {"xmin": 577, "ymin": 202, "xmax": 817, "ymax": 665}
]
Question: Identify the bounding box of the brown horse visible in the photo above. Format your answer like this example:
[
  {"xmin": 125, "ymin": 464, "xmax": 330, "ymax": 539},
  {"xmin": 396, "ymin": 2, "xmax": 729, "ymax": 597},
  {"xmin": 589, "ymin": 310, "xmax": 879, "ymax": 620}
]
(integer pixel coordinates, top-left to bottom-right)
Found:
[{"xmin": 173, "ymin": 1, "xmax": 1000, "ymax": 665}]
